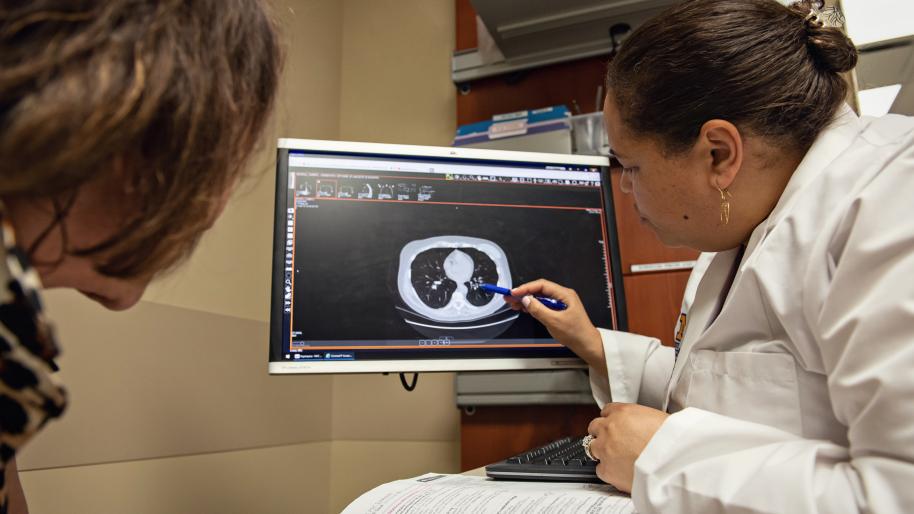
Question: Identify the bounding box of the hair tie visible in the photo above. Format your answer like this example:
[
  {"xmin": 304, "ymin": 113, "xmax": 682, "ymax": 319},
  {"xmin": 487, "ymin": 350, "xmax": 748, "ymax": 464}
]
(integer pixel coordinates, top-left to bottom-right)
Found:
[{"xmin": 803, "ymin": 4, "xmax": 845, "ymax": 30}]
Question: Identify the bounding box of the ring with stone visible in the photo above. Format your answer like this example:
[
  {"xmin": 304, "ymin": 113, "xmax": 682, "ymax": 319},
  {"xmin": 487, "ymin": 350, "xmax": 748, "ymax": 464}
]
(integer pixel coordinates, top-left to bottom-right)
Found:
[{"xmin": 582, "ymin": 434, "xmax": 598, "ymax": 461}]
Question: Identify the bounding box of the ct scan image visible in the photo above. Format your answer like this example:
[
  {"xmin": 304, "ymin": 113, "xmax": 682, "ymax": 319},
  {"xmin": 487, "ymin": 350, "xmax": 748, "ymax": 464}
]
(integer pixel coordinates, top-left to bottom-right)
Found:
[{"xmin": 394, "ymin": 236, "xmax": 518, "ymax": 340}]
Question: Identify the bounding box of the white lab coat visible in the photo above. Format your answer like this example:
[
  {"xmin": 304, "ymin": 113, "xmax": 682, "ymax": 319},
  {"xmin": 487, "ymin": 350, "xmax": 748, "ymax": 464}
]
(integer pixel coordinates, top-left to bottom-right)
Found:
[{"xmin": 590, "ymin": 105, "xmax": 914, "ymax": 514}]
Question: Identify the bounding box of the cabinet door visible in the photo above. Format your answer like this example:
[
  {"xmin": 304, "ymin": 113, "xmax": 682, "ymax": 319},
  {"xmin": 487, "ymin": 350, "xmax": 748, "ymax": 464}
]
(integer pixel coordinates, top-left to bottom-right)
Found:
[
  {"xmin": 623, "ymin": 270, "xmax": 692, "ymax": 346},
  {"xmin": 460, "ymin": 404, "xmax": 600, "ymax": 471},
  {"xmin": 610, "ymin": 169, "xmax": 699, "ymax": 274}
]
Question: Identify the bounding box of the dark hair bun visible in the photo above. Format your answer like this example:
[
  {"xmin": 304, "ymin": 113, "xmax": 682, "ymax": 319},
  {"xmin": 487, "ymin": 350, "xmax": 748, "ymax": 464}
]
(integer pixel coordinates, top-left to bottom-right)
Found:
[
  {"xmin": 787, "ymin": 1, "xmax": 859, "ymax": 73},
  {"xmin": 606, "ymin": 0, "xmax": 857, "ymax": 156},
  {"xmin": 806, "ymin": 25, "xmax": 858, "ymax": 73}
]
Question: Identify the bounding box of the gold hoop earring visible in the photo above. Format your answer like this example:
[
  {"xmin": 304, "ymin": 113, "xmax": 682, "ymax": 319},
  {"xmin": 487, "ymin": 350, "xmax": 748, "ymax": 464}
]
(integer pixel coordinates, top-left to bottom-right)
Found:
[{"xmin": 717, "ymin": 185, "xmax": 733, "ymax": 225}]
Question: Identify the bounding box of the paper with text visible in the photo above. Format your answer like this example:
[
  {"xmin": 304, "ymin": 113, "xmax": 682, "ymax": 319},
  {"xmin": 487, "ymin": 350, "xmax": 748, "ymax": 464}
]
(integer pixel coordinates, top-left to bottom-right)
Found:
[{"xmin": 342, "ymin": 473, "xmax": 636, "ymax": 514}]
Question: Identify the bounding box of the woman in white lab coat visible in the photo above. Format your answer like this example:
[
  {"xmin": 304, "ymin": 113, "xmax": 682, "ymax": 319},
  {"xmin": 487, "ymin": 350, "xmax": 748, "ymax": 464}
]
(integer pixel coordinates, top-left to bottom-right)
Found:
[{"xmin": 506, "ymin": 0, "xmax": 914, "ymax": 512}]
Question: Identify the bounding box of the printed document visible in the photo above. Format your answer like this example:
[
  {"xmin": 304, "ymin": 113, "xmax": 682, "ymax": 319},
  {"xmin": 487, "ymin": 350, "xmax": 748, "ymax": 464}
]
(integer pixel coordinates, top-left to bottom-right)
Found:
[{"xmin": 342, "ymin": 473, "xmax": 636, "ymax": 513}]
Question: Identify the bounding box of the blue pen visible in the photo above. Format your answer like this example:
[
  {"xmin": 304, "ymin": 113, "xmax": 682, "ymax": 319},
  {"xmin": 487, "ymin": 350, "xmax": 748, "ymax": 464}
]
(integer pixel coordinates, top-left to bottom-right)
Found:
[{"xmin": 480, "ymin": 283, "xmax": 568, "ymax": 311}]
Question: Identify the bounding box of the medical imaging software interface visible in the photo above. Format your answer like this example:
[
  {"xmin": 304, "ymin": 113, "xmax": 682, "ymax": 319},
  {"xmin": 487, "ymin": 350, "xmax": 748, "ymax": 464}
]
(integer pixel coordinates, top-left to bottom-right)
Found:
[{"xmin": 273, "ymin": 150, "xmax": 619, "ymax": 364}]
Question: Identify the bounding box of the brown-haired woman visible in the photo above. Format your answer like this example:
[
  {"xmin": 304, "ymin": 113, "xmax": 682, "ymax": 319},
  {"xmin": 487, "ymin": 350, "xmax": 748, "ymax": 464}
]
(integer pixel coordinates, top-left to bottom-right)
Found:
[
  {"xmin": 0, "ymin": 1, "xmax": 281, "ymax": 512},
  {"xmin": 507, "ymin": 0, "xmax": 914, "ymax": 512}
]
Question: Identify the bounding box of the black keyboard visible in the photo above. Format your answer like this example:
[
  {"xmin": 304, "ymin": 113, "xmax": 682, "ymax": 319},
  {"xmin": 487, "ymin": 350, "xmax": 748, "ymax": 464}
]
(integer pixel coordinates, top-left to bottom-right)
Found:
[{"xmin": 485, "ymin": 436, "xmax": 603, "ymax": 483}]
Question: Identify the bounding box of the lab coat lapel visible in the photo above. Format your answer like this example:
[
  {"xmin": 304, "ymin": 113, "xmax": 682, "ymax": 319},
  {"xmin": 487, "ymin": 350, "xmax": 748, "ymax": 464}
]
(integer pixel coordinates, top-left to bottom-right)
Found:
[{"xmin": 662, "ymin": 248, "xmax": 741, "ymax": 411}]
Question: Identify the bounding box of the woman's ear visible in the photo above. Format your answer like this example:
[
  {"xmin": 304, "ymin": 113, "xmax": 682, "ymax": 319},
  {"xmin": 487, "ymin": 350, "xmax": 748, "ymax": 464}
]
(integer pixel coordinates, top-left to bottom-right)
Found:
[{"xmin": 698, "ymin": 120, "xmax": 743, "ymax": 191}]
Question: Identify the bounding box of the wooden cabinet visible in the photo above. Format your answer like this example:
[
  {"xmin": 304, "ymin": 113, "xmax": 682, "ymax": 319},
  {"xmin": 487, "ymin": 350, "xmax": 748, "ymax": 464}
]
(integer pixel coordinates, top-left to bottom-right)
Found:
[
  {"xmin": 455, "ymin": 0, "xmax": 607, "ymax": 125},
  {"xmin": 455, "ymin": 57, "xmax": 610, "ymax": 126},
  {"xmin": 623, "ymin": 271, "xmax": 692, "ymax": 344},
  {"xmin": 455, "ymin": 0, "xmax": 698, "ymax": 471}
]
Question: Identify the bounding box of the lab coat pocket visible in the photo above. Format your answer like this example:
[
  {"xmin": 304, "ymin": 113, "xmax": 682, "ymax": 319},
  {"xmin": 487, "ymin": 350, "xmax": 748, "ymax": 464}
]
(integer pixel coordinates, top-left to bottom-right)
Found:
[{"xmin": 684, "ymin": 350, "xmax": 802, "ymax": 435}]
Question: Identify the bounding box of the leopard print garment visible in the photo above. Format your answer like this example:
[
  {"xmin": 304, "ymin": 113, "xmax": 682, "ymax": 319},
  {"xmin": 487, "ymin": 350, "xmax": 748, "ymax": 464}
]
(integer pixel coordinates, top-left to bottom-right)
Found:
[{"xmin": 0, "ymin": 205, "xmax": 67, "ymax": 514}]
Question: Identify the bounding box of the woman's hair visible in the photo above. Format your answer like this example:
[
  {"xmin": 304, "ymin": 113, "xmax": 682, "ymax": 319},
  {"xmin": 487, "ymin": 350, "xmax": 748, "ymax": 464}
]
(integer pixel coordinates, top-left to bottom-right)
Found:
[
  {"xmin": 606, "ymin": 0, "xmax": 858, "ymax": 156},
  {"xmin": 0, "ymin": 0, "xmax": 282, "ymax": 278}
]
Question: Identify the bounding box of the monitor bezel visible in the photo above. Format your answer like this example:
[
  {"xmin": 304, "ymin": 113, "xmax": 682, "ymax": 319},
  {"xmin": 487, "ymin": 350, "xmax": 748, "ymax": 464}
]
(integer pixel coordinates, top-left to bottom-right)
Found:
[{"xmin": 268, "ymin": 138, "xmax": 627, "ymax": 374}]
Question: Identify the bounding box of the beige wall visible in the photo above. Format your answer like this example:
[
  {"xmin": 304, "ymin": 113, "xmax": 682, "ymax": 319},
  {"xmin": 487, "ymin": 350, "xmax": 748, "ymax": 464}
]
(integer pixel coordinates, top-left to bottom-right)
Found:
[
  {"xmin": 339, "ymin": 0, "xmax": 457, "ymax": 146},
  {"xmin": 17, "ymin": 0, "xmax": 457, "ymax": 512},
  {"xmin": 328, "ymin": 0, "xmax": 460, "ymax": 509}
]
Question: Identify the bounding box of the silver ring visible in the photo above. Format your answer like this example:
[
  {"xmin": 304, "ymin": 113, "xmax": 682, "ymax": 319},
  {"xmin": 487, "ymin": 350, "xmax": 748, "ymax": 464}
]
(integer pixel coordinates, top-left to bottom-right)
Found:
[{"xmin": 582, "ymin": 434, "xmax": 598, "ymax": 461}]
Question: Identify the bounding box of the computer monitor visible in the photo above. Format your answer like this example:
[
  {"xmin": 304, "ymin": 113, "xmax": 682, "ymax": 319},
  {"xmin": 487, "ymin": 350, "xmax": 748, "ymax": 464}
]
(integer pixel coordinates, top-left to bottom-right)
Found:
[{"xmin": 269, "ymin": 139, "xmax": 626, "ymax": 374}]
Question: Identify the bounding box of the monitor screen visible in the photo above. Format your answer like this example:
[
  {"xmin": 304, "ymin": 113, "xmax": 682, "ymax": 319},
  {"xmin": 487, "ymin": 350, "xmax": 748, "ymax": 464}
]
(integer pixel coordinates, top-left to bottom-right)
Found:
[{"xmin": 269, "ymin": 139, "xmax": 626, "ymax": 373}]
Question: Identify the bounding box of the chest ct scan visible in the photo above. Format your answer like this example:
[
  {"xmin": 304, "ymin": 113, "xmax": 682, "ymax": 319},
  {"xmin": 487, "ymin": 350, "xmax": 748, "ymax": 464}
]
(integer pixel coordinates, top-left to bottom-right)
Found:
[
  {"xmin": 395, "ymin": 236, "xmax": 518, "ymax": 339},
  {"xmin": 398, "ymin": 235, "xmax": 511, "ymax": 320}
]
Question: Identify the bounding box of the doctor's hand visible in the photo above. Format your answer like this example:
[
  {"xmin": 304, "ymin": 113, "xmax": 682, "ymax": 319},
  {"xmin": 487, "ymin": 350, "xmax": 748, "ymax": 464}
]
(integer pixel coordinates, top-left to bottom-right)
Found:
[
  {"xmin": 505, "ymin": 279, "xmax": 606, "ymax": 376},
  {"xmin": 587, "ymin": 403, "xmax": 669, "ymax": 493}
]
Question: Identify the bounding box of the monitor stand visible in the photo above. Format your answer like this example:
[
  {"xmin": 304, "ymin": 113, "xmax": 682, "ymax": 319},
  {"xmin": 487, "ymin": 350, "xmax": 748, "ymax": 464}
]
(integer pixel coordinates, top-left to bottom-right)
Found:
[{"xmin": 455, "ymin": 369, "xmax": 592, "ymax": 412}]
